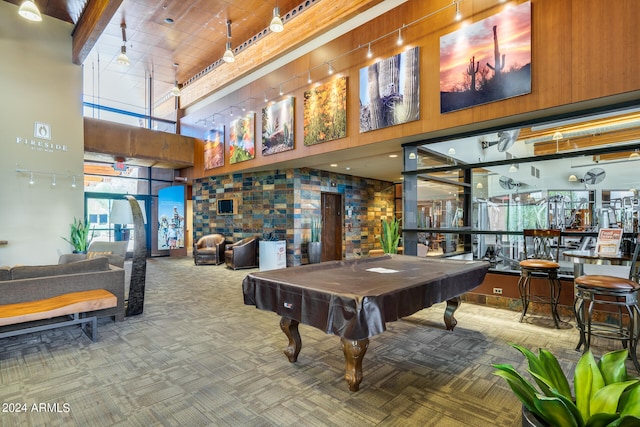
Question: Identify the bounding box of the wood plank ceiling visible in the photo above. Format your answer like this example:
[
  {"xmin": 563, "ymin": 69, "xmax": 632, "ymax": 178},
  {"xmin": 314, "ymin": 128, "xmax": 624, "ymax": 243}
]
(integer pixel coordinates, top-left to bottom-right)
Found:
[{"xmin": 4, "ymin": 0, "xmax": 382, "ymax": 112}]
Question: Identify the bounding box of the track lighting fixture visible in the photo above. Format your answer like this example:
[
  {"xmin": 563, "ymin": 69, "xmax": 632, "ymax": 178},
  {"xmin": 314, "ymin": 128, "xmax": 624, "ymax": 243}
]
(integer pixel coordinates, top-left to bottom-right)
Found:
[
  {"xmin": 16, "ymin": 167, "xmax": 79, "ymax": 189},
  {"xmin": 327, "ymin": 62, "xmax": 334, "ymax": 75},
  {"xmin": 270, "ymin": 6, "xmax": 284, "ymax": 33},
  {"xmin": 263, "ymin": 1, "xmax": 462, "ymax": 113},
  {"xmin": 18, "ymin": 0, "xmax": 42, "ymax": 21},
  {"xmin": 223, "ymin": 20, "xmax": 235, "ymax": 63},
  {"xmin": 279, "ymin": 84, "xmax": 283, "ymax": 96},
  {"xmin": 117, "ymin": 23, "xmax": 130, "ymax": 66}
]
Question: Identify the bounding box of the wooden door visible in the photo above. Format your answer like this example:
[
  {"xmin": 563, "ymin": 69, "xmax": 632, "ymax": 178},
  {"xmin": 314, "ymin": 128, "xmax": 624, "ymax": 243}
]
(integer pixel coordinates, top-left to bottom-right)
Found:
[{"xmin": 321, "ymin": 192, "xmax": 343, "ymax": 261}]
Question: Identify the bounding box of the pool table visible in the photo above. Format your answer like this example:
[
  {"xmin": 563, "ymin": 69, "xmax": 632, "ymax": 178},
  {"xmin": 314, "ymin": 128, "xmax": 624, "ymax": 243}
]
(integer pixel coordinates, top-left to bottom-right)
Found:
[{"xmin": 242, "ymin": 254, "xmax": 490, "ymax": 391}]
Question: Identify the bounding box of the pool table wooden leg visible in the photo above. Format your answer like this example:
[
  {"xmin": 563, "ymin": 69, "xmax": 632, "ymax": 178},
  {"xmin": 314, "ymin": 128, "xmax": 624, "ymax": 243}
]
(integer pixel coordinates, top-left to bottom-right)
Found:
[
  {"xmin": 340, "ymin": 337, "xmax": 369, "ymax": 392},
  {"xmin": 444, "ymin": 296, "xmax": 461, "ymax": 330},
  {"xmin": 280, "ymin": 317, "xmax": 301, "ymax": 362}
]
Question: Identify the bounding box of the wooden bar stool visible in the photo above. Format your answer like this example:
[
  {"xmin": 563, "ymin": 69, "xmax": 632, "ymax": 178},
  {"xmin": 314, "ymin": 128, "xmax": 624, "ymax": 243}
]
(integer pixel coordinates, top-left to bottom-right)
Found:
[
  {"xmin": 518, "ymin": 229, "xmax": 562, "ymax": 328},
  {"xmin": 573, "ymin": 234, "xmax": 640, "ymax": 371}
]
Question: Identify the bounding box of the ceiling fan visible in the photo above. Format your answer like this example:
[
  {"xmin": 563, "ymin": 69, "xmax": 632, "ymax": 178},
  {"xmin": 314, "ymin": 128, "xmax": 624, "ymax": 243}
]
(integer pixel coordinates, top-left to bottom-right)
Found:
[
  {"xmin": 481, "ymin": 129, "xmax": 521, "ymax": 152},
  {"xmin": 583, "ymin": 167, "xmax": 606, "ymax": 185},
  {"xmin": 499, "ymin": 175, "xmax": 520, "ymax": 190}
]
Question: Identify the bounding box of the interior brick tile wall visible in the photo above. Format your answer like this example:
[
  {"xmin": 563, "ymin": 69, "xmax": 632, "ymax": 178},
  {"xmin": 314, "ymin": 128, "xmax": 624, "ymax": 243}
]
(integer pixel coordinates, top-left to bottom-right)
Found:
[{"xmin": 192, "ymin": 168, "xmax": 395, "ymax": 266}]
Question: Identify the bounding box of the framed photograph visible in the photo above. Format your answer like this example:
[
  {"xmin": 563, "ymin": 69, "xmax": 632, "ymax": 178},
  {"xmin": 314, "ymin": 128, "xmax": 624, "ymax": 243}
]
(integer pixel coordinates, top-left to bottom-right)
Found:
[
  {"xmin": 440, "ymin": 1, "xmax": 531, "ymax": 113},
  {"xmin": 359, "ymin": 46, "xmax": 420, "ymax": 133},
  {"xmin": 262, "ymin": 96, "xmax": 295, "ymax": 156},
  {"xmin": 204, "ymin": 126, "xmax": 224, "ymax": 170},
  {"xmin": 229, "ymin": 113, "xmax": 255, "ymax": 164},
  {"xmin": 303, "ymin": 77, "xmax": 347, "ymax": 146}
]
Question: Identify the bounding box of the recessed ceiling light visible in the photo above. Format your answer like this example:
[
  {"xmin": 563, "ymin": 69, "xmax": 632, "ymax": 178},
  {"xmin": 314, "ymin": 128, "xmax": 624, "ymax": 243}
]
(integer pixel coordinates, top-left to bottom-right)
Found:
[
  {"xmin": 164, "ymin": 18, "xmax": 174, "ymax": 24},
  {"xmin": 345, "ymin": 167, "xmax": 351, "ymax": 171},
  {"xmin": 330, "ymin": 164, "xmax": 338, "ymax": 167},
  {"xmin": 389, "ymin": 154, "xmax": 398, "ymax": 158}
]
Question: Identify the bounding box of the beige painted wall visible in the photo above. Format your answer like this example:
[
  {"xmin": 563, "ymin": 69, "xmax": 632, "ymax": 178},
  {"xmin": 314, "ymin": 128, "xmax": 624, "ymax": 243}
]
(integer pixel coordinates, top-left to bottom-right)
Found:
[{"xmin": 0, "ymin": 2, "xmax": 84, "ymax": 266}]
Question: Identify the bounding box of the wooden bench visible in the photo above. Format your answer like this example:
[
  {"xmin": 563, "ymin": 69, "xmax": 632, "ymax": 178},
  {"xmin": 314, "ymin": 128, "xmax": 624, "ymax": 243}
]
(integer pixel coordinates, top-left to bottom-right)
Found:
[{"xmin": 0, "ymin": 289, "xmax": 117, "ymax": 342}]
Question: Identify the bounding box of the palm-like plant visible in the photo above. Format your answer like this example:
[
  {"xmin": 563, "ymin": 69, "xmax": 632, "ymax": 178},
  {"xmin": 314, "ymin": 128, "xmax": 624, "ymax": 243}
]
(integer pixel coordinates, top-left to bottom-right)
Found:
[
  {"xmin": 311, "ymin": 217, "xmax": 321, "ymax": 243},
  {"xmin": 61, "ymin": 217, "xmax": 92, "ymax": 253},
  {"xmin": 493, "ymin": 344, "xmax": 640, "ymax": 427},
  {"xmin": 379, "ymin": 217, "xmax": 401, "ymax": 254}
]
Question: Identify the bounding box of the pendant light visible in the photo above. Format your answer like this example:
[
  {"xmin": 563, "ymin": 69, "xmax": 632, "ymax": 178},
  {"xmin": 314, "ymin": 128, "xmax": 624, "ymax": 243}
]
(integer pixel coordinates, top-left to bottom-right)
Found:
[
  {"xmin": 117, "ymin": 23, "xmax": 130, "ymax": 66},
  {"xmin": 171, "ymin": 81, "xmax": 181, "ymax": 97},
  {"xmin": 223, "ymin": 20, "xmax": 235, "ymax": 63},
  {"xmin": 18, "ymin": 0, "xmax": 42, "ymax": 22},
  {"xmin": 171, "ymin": 63, "xmax": 181, "ymax": 97},
  {"xmin": 270, "ymin": 6, "xmax": 284, "ymax": 33}
]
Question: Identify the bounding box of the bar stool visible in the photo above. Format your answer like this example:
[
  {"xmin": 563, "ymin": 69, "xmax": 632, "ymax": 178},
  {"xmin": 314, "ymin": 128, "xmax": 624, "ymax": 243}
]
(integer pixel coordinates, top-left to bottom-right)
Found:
[
  {"xmin": 573, "ymin": 234, "xmax": 640, "ymax": 371},
  {"xmin": 518, "ymin": 229, "xmax": 562, "ymax": 328}
]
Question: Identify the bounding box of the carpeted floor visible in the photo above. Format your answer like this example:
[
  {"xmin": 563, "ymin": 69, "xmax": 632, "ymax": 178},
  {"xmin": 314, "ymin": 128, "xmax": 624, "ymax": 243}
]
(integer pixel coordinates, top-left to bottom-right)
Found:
[{"xmin": 0, "ymin": 256, "xmax": 629, "ymax": 426}]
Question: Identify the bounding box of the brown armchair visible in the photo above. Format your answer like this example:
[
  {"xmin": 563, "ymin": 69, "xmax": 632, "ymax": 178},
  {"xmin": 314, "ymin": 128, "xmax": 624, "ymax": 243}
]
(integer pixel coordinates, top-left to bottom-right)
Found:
[
  {"xmin": 225, "ymin": 237, "xmax": 258, "ymax": 270},
  {"xmin": 193, "ymin": 234, "xmax": 226, "ymax": 265}
]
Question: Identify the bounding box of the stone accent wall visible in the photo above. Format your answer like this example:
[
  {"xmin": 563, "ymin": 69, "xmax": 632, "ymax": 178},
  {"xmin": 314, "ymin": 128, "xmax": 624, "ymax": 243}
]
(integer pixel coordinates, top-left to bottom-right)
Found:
[{"xmin": 193, "ymin": 168, "xmax": 395, "ymax": 266}]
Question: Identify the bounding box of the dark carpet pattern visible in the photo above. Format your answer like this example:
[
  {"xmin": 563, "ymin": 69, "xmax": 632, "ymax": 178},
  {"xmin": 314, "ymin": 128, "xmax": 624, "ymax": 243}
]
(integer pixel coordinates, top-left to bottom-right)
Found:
[{"xmin": 0, "ymin": 257, "xmax": 628, "ymax": 426}]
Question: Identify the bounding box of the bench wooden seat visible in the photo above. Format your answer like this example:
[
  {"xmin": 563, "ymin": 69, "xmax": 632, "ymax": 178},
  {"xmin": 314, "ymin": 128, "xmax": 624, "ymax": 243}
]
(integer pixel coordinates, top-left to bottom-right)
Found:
[{"xmin": 0, "ymin": 289, "xmax": 117, "ymax": 342}]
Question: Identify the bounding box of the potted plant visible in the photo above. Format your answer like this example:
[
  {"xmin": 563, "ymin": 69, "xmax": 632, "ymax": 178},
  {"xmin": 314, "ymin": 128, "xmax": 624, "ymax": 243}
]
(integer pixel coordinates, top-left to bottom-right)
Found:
[
  {"xmin": 379, "ymin": 217, "xmax": 401, "ymax": 254},
  {"xmin": 493, "ymin": 344, "xmax": 640, "ymax": 427},
  {"xmin": 308, "ymin": 217, "xmax": 322, "ymax": 264},
  {"xmin": 61, "ymin": 217, "xmax": 92, "ymax": 253}
]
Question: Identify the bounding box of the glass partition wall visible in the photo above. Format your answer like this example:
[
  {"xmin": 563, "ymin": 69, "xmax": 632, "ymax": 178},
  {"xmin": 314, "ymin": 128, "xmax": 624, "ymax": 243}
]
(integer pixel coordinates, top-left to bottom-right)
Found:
[{"xmin": 403, "ymin": 107, "xmax": 640, "ymax": 276}]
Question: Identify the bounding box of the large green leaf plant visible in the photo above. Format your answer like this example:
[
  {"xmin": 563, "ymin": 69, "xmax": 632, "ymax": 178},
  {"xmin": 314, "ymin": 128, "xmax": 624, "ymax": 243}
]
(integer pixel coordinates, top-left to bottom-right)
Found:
[{"xmin": 494, "ymin": 344, "xmax": 640, "ymax": 427}]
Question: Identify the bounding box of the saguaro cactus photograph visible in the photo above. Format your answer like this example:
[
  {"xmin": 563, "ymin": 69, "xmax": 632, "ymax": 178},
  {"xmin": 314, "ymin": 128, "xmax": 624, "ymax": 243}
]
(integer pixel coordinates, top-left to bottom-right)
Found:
[
  {"xmin": 440, "ymin": 1, "xmax": 531, "ymax": 113},
  {"xmin": 359, "ymin": 46, "xmax": 420, "ymax": 133}
]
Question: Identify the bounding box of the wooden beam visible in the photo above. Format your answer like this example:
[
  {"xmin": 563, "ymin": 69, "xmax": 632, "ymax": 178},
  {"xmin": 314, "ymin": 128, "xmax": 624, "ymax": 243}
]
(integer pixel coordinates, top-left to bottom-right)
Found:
[
  {"xmin": 533, "ymin": 128, "xmax": 640, "ymax": 155},
  {"xmin": 72, "ymin": 0, "xmax": 123, "ymax": 65},
  {"xmin": 178, "ymin": 0, "xmax": 383, "ymax": 109}
]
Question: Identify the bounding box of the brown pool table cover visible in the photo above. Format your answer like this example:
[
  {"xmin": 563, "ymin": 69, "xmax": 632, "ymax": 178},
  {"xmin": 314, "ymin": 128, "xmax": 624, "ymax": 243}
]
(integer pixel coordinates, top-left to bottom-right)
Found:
[{"xmin": 242, "ymin": 254, "xmax": 490, "ymax": 341}]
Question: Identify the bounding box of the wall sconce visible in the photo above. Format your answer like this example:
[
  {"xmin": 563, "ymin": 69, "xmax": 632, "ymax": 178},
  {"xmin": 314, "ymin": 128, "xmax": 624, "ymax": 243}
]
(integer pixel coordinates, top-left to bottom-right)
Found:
[
  {"xmin": 476, "ymin": 182, "xmax": 483, "ymax": 189},
  {"xmin": 568, "ymin": 174, "xmax": 578, "ymax": 182},
  {"xmin": 448, "ymin": 148, "xmax": 456, "ymax": 155},
  {"xmin": 509, "ymin": 164, "xmax": 518, "ymax": 173}
]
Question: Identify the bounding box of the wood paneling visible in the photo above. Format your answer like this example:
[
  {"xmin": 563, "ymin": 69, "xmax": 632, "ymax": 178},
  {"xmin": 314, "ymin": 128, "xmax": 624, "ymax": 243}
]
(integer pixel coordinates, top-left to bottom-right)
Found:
[
  {"xmin": 182, "ymin": 0, "xmax": 640, "ymax": 180},
  {"xmin": 571, "ymin": 0, "xmax": 640, "ymax": 100},
  {"xmin": 178, "ymin": 0, "xmax": 384, "ymax": 108}
]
